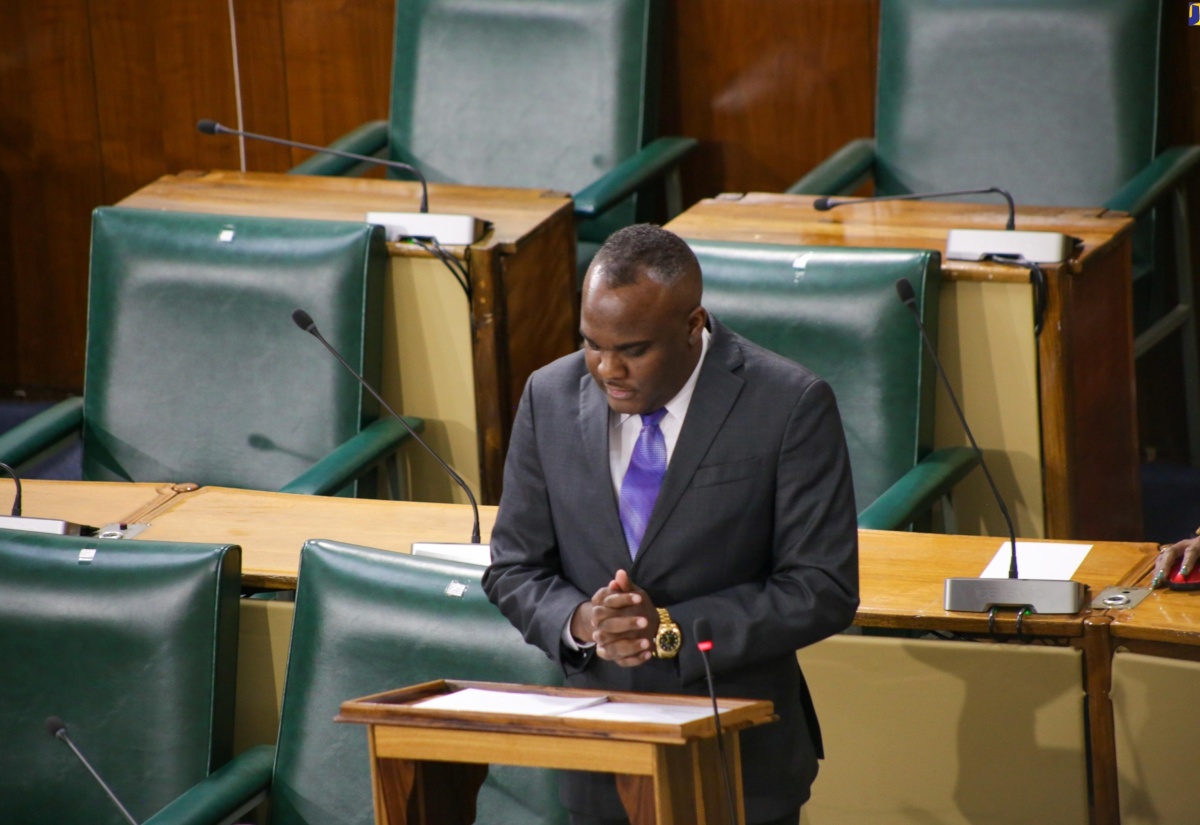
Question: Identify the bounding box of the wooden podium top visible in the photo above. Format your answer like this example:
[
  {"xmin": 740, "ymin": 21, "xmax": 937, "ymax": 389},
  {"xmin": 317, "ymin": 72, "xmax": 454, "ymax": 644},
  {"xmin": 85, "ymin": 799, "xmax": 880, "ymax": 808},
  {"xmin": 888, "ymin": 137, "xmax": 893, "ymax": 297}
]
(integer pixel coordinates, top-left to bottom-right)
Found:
[
  {"xmin": 339, "ymin": 680, "xmax": 775, "ymax": 747},
  {"xmin": 665, "ymin": 192, "xmax": 1134, "ymax": 283},
  {"xmin": 118, "ymin": 170, "xmax": 574, "ymax": 254}
]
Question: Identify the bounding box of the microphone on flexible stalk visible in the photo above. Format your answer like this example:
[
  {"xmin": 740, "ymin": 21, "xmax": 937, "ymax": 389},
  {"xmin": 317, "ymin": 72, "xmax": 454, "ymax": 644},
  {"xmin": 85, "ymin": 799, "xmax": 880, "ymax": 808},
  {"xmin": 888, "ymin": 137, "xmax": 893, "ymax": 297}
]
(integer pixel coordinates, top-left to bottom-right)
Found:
[
  {"xmin": 894, "ymin": 278, "xmax": 1085, "ymax": 614},
  {"xmin": 813, "ymin": 186, "xmax": 1075, "ymax": 263},
  {"xmin": 45, "ymin": 716, "xmax": 139, "ymax": 825},
  {"xmin": 291, "ymin": 309, "xmax": 486, "ymax": 553},
  {"xmin": 196, "ymin": 119, "xmax": 485, "ymax": 245},
  {"xmin": 693, "ymin": 618, "xmax": 737, "ymax": 825}
]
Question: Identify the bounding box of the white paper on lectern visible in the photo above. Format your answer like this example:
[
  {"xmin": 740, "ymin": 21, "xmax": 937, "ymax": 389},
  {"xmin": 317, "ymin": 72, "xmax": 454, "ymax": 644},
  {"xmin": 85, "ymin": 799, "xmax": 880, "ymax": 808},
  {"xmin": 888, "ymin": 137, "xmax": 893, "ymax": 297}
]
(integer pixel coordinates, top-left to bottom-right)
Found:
[
  {"xmin": 562, "ymin": 702, "xmax": 715, "ymax": 725},
  {"xmin": 415, "ymin": 687, "xmax": 605, "ymax": 716},
  {"xmin": 980, "ymin": 541, "xmax": 1092, "ymax": 580}
]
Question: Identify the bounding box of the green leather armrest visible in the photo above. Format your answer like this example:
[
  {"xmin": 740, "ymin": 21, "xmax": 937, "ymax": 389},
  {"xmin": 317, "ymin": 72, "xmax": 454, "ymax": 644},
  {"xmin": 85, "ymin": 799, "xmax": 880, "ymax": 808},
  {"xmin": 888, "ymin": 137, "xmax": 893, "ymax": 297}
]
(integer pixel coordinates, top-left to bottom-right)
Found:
[
  {"xmin": 280, "ymin": 415, "xmax": 424, "ymax": 496},
  {"xmin": 856, "ymin": 446, "xmax": 979, "ymax": 531},
  {"xmin": 573, "ymin": 136, "xmax": 699, "ymax": 220},
  {"xmin": 787, "ymin": 138, "xmax": 877, "ymax": 196},
  {"xmin": 142, "ymin": 745, "xmax": 274, "ymax": 825},
  {"xmin": 1104, "ymin": 146, "xmax": 1200, "ymax": 217},
  {"xmin": 0, "ymin": 397, "xmax": 83, "ymax": 469},
  {"xmin": 289, "ymin": 120, "xmax": 390, "ymax": 177}
]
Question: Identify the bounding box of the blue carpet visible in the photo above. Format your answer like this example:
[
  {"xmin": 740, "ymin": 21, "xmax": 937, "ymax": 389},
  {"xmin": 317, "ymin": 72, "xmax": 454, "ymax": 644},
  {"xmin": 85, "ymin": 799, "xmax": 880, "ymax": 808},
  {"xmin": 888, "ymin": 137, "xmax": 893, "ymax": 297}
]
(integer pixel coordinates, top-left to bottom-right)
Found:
[{"xmin": 0, "ymin": 401, "xmax": 84, "ymax": 481}]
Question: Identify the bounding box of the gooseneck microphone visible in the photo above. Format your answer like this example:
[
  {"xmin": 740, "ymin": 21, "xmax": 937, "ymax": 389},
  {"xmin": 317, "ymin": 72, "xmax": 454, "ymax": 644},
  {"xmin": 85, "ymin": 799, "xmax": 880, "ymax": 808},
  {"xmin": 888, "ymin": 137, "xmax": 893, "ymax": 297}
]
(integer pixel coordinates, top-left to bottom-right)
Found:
[
  {"xmin": 693, "ymin": 618, "xmax": 737, "ymax": 825},
  {"xmin": 196, "ymin": 119, "xmax": 429, "ymax": 213},
  {"xmin": 895, "ymin": 278, "xmax": 1086, "ymax": 614},
  {"xmin": 45, "ymin": 716, "xmax": 139, "ymax": 825},
  {"xmin": 0, "ymin": 462, "xmax": 21, "ymax": 516},
  {"xmin": 895, "ymin": 279, "xmax": 1018, "ymax": 578},
  {"xmin": 814, "ymin": 187, "xmax": 1016, "ymax": 230},
  {"xmin": 291, "ymin": 309, "xmax": 482, "ymax": 544}
]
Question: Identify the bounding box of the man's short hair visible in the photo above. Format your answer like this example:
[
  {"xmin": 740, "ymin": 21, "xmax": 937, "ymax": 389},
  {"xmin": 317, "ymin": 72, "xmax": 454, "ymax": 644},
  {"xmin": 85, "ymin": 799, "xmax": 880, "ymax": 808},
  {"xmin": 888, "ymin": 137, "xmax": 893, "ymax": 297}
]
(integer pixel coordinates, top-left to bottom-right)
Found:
[{"xmin": 589, "ymin": 224, "xmax": 700, "ymax": 288}]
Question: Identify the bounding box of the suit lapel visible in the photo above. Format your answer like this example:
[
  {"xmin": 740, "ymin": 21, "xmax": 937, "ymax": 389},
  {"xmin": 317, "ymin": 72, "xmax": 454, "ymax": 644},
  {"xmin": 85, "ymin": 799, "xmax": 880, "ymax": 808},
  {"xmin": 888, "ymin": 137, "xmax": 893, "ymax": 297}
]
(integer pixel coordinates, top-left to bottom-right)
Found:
[
  {"xmin": 579, "ymin": 373, "xmax": 629, "ymax": 565},
  {"xmin": 634, "ymin": 320, "xmax": 745, "ymax": 563}
]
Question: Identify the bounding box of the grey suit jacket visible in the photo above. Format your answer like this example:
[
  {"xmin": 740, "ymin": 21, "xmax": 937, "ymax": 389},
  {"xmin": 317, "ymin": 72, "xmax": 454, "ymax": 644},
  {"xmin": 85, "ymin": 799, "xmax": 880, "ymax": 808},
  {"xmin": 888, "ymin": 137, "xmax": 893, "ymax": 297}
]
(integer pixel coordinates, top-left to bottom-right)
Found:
[{"xmin": 482, "ymin": 317, "xmax": 859, "ymax": 821}]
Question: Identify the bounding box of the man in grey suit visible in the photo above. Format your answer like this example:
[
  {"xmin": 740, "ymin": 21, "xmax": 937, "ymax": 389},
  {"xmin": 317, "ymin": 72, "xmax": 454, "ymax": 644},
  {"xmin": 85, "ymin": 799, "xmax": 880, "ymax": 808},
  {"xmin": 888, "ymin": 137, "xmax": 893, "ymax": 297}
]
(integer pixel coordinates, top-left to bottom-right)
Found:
[{"xmin": 483, "ymin": 224, "xmax": 859, "ymax": 825}]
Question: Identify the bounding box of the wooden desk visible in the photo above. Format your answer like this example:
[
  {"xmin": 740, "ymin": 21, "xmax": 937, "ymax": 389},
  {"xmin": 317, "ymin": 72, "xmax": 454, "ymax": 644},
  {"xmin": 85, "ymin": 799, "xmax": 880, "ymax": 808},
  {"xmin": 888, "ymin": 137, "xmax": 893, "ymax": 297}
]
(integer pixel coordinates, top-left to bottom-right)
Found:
[
  {"xmin": 119, "ymin": 170, "xmax": 579, "ymax": 506},
  {"xmin": 667, "ymin": 193, "xmax": 1139, "ymax": 541},
  {"xmin": 134, "ymin": 485, "xmax": 498, "ymax": 590},
  {"xmin": 1103, "ymin": 568, "xmax": 1200, "ymax": 824},
  {"xmin": 339, "ymin": 680, "xmax": 773, "ymax": 825}
]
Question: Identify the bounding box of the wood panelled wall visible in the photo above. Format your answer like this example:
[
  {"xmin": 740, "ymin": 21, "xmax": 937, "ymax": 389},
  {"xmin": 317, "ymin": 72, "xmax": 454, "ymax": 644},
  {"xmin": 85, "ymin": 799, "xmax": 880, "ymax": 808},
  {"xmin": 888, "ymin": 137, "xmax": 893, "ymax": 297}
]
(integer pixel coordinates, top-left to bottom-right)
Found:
[{"xmin": 0, "ymin": 1, "xmax": 1197, "ymax": 423}]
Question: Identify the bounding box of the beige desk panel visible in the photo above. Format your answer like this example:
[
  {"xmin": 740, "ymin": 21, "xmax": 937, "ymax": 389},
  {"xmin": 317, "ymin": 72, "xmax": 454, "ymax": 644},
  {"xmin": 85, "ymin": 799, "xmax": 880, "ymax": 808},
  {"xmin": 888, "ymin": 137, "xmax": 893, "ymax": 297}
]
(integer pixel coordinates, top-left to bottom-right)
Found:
[
  {"xmin": 1112, "ymin": 651, "xmax": 1200, "ymax": 825},
  {"xmin": 933, "ymin": 280, "xmax": 1044, "ymax": 537},
  {"xmin": 799, "ymin": 634, "xmax": 1088, "ymax": 825},
  {"xmin": 383, "ymin": 254, "xmax": 479, "ymax": 505}
]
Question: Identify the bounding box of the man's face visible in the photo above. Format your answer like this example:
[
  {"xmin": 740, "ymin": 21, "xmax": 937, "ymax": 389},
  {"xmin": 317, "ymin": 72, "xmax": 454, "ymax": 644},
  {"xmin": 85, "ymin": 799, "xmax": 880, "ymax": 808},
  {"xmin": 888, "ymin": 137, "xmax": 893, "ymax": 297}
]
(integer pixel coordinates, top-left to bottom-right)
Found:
[{"xmin": 580, "ymin": 267, "xmax": 706, "ymax": 415}]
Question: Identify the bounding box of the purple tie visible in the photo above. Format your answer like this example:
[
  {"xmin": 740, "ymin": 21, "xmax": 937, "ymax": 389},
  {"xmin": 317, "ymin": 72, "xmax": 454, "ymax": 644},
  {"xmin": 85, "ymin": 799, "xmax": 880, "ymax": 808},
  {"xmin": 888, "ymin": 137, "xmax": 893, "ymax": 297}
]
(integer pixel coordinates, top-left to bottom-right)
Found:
[{"xmin": 619, "ymin": 409, "xmax": 668, "ymax": 557}]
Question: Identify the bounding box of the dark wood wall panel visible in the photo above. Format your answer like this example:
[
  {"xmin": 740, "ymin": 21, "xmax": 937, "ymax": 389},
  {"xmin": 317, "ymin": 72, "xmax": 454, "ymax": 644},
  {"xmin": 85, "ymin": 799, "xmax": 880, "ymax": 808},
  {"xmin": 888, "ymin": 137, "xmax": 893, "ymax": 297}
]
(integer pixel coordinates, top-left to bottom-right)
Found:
[
  {"xmin": 661, "ymin": 0, "xmax": 878, "ymax": 205},
  {"xmin": 279, "ymin": 0, "xmax": 394, "ymax": 167},
  {"xmin": 0, "ymin": 0, "xmax": 106, "ymax": 393}
]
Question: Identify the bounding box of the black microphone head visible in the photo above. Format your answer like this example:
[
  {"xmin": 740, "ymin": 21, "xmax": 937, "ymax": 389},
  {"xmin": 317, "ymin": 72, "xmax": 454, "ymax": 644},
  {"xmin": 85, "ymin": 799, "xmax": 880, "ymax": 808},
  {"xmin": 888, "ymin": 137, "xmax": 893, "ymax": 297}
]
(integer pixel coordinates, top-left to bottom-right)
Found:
[
  {"xmin": 197, "ymin": 119, "xmax": 221, "ymax": 135},
  {"xmin": 894, "ymin": 278, "xmax": 917, "ymax": 307},
  {"xmin": 693, "ymin": 618, "xmax": 713, "ymax": 645},
  {"xmin": 45, "ymin": 716, "xmax": 67, "ymax": 738},
  {"xmin": 812, "ymin": 196, "xmax": 833, "ymax": 211},
  {"xmin": 292, "ymin": 309, "xmax": 317, "ymax": 334}
]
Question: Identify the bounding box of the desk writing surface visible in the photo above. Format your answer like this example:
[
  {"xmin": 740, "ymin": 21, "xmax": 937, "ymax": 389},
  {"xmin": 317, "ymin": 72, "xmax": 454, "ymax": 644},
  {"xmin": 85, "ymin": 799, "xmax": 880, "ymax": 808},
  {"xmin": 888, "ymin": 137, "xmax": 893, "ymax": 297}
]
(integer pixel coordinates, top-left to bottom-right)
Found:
[
  {"xmin": 1106, "ymin": 573, "xmax": 1200, "ymax": 648},
  {"xmin": 857, "ymin": 529, "xmax": 1156, "ymax": 635},
  {"xmin": 665, "ymin": 192, "xmax": 1133, "ymax": 279},
  {"xmin": 118, "ymin": 170, "xmax": 571, "ymax": 252},
  {"xmin": 133, "ymin": 486, "xmax": 498, "ymax": 588},
  {"xmin": 0, "ymin": 479, "xmax": 192, "ymax": 530}
]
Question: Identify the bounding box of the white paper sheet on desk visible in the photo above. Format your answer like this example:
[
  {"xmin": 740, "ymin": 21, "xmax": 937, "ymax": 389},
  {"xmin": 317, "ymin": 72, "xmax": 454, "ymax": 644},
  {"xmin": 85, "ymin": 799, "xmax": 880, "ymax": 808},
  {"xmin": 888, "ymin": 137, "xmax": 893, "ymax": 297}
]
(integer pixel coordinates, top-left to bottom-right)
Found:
[
  {"xmin": 980, "ymin": 541, "xmax": 1092, "ymax": 580},
  {"xmin": 416, "ymin": 687, "xmax": 606, "ymax": 716},
  {"xmin": 560, "ymin": 702, "xmax": 715, "ymax": 724}
]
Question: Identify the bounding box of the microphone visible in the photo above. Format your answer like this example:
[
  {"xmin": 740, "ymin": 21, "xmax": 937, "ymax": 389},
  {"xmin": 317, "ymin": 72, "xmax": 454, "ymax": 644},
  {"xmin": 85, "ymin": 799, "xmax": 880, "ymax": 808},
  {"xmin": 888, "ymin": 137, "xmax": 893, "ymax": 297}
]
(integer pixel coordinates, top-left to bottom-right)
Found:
[
  {"xmin": 0, "ymin": 462, "xmax": 88, "ymax": 536},
  {"xmin": 814, "ymin": 187, "xmax": 1074, "ymax": 264},
  {"xmin": 196, "ymin": 119, "xmax": 485, "ymax": 245},
  {"xmin": 894, "ymin": 279, "xmax": 1085, "ymax": 614},
  {"xmin": 292, "ymin": 309, "xmax": 487, "ymax": 553},
  {"xmin": 46, "ymin": 716, "xmax": 139, "ymax": 825},
  {"xmin": 693, "ymin": 618, "xmax": 737, "ymax": 825}
]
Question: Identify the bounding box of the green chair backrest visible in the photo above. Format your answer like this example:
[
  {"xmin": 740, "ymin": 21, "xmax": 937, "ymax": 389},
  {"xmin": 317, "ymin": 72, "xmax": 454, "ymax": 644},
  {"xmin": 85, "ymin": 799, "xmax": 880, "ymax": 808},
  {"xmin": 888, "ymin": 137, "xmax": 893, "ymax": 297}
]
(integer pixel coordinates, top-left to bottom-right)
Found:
[
  {"xmin": 84, "ymin": 207, "xmax": 387, "ymax": 491},
  {"xmin": 270, "ymin": 540, "xmax": 567, "ymax": 825},
  {"xmin": 875, "ymin": 0, "xmax": 1159, "ymax": 207},
  {"xmin": 691, "ymin": 241, "xmax": 941, "ymax": 515},
  {"xmin": 0, "ymin": 529, "xmax": 241, "ymax": 825},
  {"xmin": 388, "ymin": 0, "xmax": 662, "ymax": 241}
]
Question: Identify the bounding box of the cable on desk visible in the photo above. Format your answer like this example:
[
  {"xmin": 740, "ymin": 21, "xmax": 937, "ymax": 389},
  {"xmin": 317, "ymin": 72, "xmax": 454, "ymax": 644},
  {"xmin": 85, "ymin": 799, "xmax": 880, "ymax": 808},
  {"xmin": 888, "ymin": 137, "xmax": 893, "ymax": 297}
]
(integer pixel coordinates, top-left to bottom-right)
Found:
[
  {"xmin": 984, "ymin": 254, "xmax": 1047, "ymax": 336},
  {"xmin": 405, "ymin": 237, "xmax": 472, "ymax": 302}
]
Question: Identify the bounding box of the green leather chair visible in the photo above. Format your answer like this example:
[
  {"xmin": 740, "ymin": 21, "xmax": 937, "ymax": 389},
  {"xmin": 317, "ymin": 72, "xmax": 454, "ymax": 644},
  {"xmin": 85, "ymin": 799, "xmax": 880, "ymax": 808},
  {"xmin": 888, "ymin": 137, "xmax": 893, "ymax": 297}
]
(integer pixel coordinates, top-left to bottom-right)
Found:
[
  {"xmin": 691, "ymin": 240, "xmax": 978, "ymax": 531},
  {"xmin": 296, "ymin": 0, "xmax": 697, "ymax": 281},
  {"xmin": 0, "ymin": 529, "xmax": 242, "ymax": 825},
  {"xmin": 145, "ymin": 541, "xmax": 567, "ymax": 825},
  {"xmin": 789, "ymin": 0, "xmax": 1200, "ymax": 463},
  {"xmin": 0, "ymin": 207, "xmax": 421, "ymax": 496}
]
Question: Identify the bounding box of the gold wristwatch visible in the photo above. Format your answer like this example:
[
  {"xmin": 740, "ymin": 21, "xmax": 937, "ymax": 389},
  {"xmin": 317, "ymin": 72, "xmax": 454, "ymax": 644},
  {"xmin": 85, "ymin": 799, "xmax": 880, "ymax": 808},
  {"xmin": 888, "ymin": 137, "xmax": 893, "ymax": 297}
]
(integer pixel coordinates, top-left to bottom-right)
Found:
[{"xmin": 653, "ymin": 608, "xmax": 682, "ymax": 659}]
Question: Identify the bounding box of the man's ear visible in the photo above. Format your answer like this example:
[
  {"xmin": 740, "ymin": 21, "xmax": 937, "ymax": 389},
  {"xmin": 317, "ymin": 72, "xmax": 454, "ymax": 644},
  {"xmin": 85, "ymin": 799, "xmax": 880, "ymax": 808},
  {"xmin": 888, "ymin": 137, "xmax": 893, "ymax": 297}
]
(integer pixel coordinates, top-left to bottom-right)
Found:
[{"xmin": 688, "ymin": 306, "xmax": 709, "ymax": 341}]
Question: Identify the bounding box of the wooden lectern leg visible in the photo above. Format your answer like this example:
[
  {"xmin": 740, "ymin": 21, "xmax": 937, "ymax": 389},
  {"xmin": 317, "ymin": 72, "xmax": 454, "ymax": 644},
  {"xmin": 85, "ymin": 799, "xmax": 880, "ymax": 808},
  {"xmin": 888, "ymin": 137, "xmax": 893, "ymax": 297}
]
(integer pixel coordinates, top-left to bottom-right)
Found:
[
  {"xmin": 615, "ymin": 735, "xmax": 744, "ymax": 825},
  {"xmin": 371, "ymin": 754, "xmax": 488, "ymax": 824}
]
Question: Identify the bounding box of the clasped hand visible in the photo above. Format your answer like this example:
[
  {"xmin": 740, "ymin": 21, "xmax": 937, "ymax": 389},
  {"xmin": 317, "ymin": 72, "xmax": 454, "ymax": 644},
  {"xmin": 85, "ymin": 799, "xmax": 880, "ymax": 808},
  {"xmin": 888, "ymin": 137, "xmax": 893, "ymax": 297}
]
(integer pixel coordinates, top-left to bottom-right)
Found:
[{"xmin": 570, "ymin": 569, "xmax": 659, "ymax": 667}]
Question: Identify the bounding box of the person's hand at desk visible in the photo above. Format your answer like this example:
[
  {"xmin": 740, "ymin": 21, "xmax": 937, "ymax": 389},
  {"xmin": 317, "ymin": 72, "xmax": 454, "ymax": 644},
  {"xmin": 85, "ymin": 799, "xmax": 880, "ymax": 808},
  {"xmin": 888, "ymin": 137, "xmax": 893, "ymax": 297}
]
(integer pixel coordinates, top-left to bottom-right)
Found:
[{"xmin": 1151, "ymin": 532, "xmax": 1200, "ymax": 588}]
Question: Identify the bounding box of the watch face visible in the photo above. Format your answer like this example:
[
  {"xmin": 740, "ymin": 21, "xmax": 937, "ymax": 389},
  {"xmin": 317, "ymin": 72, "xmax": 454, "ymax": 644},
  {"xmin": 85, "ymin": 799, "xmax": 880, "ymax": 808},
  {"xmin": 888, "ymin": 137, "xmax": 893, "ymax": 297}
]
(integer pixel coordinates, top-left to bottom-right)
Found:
[{"xmin": 659, "ymin": 628, "xmax": 681, "ymax": 652}]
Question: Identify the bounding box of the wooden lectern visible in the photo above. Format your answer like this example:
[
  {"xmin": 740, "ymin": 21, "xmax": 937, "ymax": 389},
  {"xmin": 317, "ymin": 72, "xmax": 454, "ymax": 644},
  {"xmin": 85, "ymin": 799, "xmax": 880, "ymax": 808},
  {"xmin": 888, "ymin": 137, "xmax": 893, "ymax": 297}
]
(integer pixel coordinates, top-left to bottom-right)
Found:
[{"xmin": 338, "ymin": 680, "xmax": 776, "ymax": 825}]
